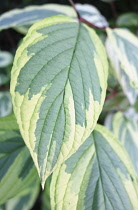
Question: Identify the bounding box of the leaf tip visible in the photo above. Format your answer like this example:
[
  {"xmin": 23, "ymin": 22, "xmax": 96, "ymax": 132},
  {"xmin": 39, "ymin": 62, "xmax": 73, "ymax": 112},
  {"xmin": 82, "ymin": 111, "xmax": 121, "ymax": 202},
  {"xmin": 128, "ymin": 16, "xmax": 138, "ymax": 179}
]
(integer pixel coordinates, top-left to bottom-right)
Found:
[{"xmin": 41, "ymin": 181, "xmax": 45, "ymax": 190}]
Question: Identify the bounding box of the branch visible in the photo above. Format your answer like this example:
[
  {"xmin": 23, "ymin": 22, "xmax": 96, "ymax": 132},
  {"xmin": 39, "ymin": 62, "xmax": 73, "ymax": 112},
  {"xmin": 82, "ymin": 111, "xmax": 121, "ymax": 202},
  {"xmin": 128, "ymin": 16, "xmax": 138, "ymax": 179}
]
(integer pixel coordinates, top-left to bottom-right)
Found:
[
  {"xmin": 79, "ymin": 17, "xmax": 106, "ymax": 31},
  {"xmin": 68, "ymin": 0, "xmax": 80, "ymax": 20},
  {"xmin": 105, "ymin": 91, "xmax": 118, "ymax": 101}
]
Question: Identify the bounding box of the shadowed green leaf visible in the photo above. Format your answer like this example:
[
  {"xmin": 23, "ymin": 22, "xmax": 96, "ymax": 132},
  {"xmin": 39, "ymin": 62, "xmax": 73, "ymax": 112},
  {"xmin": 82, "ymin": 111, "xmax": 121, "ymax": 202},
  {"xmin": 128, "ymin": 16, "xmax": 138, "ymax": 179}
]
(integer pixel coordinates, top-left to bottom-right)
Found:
[
  {"xmin": 0, "ymin": 91, "xmax": 12, "ymax": 118},
  {"xmin": 117, "ymin": 13, "xmax": 138, "ymax": 27},
  {"xmin": 42, "ymin": 176, "xmax": 51, "ymax": 210},
  {"xmin": 0, "ymin": 51, "xmax": 13, "ymax": 68},
  {"xmin": 0, "ymin": 114, "xmax": 18, "ymax": 130},
  {"xmin": 0, "ymin": 73, "xmax": 9, "ymax": 86},
  {"xmin": 4, "ymin": 182, "xmax": 39, "ymax": 210}
]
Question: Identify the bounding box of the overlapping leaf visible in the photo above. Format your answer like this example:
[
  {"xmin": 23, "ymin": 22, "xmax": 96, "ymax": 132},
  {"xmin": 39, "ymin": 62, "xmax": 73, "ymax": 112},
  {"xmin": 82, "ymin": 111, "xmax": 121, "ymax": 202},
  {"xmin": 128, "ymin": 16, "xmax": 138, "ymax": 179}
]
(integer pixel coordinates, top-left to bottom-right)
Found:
[
  {"xmin": 50, "ymin": 125, "xmax": 138, "ymax": 209},
  {"xmin": 106, "ymin": 28, "xmax": 138, "ymax": 90},
  {"xmin": 0, "ymin": 4, "xmax": 108, "ymax": 34},
  {"xmin": 105, "ymin": 111, "xmax": 138, "ymax": 174},
  {"xmin": 10, "ymin": 15, "xmax": 108, "ymax": 187},
  {"xmin": 0, "ymin": 4, "xmax": 75, "ymax": 31},
  {"xmin": 0, "ymin": 115, "xmax": 39, "ymax": 204},
  {"xmin": 76, "ymin": 4, "xmax": 108, "ymax": 28},
  {"xmin": 106, "ymin": 38, "xmax": 138, "ymax": 105}
]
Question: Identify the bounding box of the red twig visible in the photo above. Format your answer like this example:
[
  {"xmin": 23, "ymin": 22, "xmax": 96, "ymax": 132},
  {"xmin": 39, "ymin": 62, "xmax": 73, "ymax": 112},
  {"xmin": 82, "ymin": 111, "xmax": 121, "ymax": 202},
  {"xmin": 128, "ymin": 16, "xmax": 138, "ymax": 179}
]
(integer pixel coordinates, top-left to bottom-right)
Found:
[
  {"xmin": 0, "ymin": 85, "xmax": 9, "ymax": 91},
  {"xmin": 68, "ymin": 0, "xmax": 80, "ymax": 20},
  {"xmin": 79, "ymin": 17, "xmax": 106, "ymax": 31},
  {"xmin": 105, "ymin": 91, "xmax": 118, "ymax": 101}
]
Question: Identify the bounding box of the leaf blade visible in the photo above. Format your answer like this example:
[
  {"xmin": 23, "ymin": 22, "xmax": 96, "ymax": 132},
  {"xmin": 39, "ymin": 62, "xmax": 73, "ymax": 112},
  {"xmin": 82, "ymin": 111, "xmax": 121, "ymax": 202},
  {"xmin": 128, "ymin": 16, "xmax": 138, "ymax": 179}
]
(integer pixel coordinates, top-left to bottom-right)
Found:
[
  {"xmin": 50, "ymin": 125, "xmax": 138, "ymax": 210},
  {"xmin": 105, "ymin": 38, "xmax": 138, "ymax": 105},
  {"xmin": 106, "ymin": 28, "xmax": 138, "ymax": 90},
  {"xmin": 0, "ymin": 4, "xmax": 75, "ymax": 30},
  {"xmin": 105, "ymin": 111, "xmax": 138, "ymax": 175},
  {"xmin": 0, "ymin": 116, "xmax": 39, "ymax": 205},
  {"xmin": 10, "ymin": 15, "xmax": 108, "ymax": 186}
]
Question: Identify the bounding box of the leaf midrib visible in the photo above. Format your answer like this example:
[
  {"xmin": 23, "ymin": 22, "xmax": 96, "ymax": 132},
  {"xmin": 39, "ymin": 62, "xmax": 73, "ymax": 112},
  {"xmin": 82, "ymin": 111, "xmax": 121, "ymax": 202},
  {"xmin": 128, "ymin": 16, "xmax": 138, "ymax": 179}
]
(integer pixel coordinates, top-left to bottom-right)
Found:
[{"xmin": 38, "ymin": 21, "xmax": 82, "ymax": 177}]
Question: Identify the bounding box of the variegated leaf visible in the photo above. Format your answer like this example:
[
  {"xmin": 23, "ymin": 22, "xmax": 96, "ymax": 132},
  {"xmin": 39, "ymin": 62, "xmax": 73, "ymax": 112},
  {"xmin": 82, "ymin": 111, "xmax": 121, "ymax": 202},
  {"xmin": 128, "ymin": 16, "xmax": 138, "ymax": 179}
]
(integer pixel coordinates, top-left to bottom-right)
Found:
[
  {"xmin": 106, "ymin": 28, "xmax": 138, "ymax": 90},
  {"xmin": 0, "ymin": 4, "xmax": 108, "ymax": 34},
  {"xmin": 50, "ymin": 124, "xmax": 138, "ymax": 209},
  {"xmin": 10, "ymin": 15, "xmax": 108, "ymax": 187},
  {"xmin": 0, "ymin": 4, "xmax": 75, "ymax": 31},
  {"xmin": 76, "ymin": 4, "xmax": 108, "ymax": 28},
  {"xmin": 105, "ymin": 111, "xmax": 138, "ymax": 175},
  {"xmin": 0, "ymin": 115, "xmax": 39, "ymax": 205},
  {"xmin": 106, "ymin": 38, "xmax": 138, "ymax": 105}
]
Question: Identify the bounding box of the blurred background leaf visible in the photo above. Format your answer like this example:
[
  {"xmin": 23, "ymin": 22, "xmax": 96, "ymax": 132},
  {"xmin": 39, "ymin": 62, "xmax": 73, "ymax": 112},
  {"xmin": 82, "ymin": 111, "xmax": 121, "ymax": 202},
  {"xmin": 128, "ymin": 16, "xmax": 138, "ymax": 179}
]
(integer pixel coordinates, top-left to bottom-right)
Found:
[{"xmin": 0, "ymin": 91, "xmax": 12, "ymax": 117}]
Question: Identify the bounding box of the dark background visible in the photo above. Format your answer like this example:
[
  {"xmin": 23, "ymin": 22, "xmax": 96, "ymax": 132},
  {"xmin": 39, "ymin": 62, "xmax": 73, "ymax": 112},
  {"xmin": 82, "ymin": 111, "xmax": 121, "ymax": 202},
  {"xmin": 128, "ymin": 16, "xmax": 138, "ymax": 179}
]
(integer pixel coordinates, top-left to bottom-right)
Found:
[
  {"xmin": 1, "ymin": 0, "xmax": 138, "ymax": 17},
  {"xmin": 0, "ymin": 0, "xmax": 138, "ymax": 52}
]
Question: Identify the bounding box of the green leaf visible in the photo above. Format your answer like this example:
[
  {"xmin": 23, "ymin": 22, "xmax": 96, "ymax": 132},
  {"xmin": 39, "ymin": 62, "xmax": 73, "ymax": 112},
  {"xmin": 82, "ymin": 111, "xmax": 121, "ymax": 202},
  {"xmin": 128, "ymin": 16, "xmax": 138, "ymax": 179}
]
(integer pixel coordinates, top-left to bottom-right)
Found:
[
  {"xmin": 0, "ymin": 91, "xmax": 12, "ymax": 117},
  {"xmin": 4, "ymin": 182, "xmax": 39, "ymax": 210},
  {"xmin": 0, "ymin": 51, "xmax": 13, "ymax": 68},
  {"xmin": 0, "ymin": 114, "xmax": 18, "ymax": 130},
  {"xmin": 105, "ymin": 111, "xmax": 138, "ymax": 174},
  {"xmin": 106, "ymin": 28, "xmax": 138, "ymax": 90},
  {"xmin": 0, "ymin": 73, "xmax": 9, "ymax": 86},
  {"xmin": 0, "ymin": 4, "xmax": 75, "ymax": 31},
  {"xmin": 50, "ymin": 124, "xmax": 138, "ymax": 209},
  {"xmin": 106, "ymin": 38, "xmax": 138, "ymax": 105},
  {"xmin": 0, "ymin": 116, "xmax": 39, "ymax": 205},
  {"xmin": 103, "ymin": 92, "xmax": 129, "ymax": 112},
  {"xmin": 14, "ymin": 25, "xmax": 31, "ymax": 35},
  {"xmin": 117, "ymin": 13, "xmax": 138, "ymax": 27},
  {"xmin": 42, "ymin": 176, "xmax": 51, "ymax": 210},
  {"xmin": 10, "ymin": 15, "xmax": 108, "ymax": 187}
]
